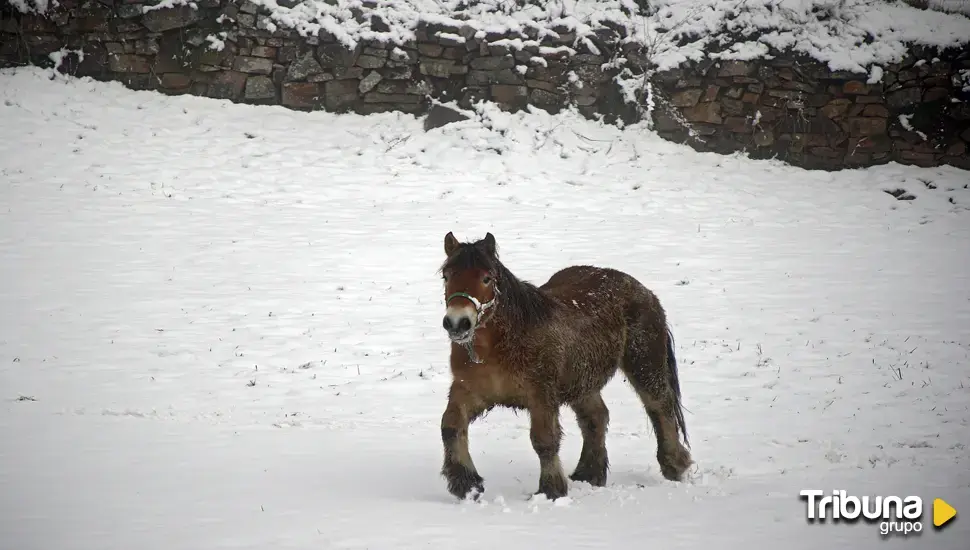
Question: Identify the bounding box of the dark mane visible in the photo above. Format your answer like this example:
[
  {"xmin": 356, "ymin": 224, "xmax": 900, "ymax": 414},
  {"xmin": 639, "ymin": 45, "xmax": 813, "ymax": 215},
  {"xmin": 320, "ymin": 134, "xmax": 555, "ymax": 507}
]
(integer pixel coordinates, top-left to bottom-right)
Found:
[{"xmin": 440, "ymin": 242, "xmax": 556, "ymax": 334}]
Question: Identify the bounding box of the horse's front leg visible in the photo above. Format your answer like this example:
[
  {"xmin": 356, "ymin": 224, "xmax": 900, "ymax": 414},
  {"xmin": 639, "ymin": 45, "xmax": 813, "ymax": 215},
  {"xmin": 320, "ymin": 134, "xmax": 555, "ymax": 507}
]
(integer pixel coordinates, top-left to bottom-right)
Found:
[
  {"xmin": 529, "ymin": 400, "xmax": 568, "ymax": 500},
  {"xmin": 440, "ymin": 382, "xmax": 487, "ymax": 500}
]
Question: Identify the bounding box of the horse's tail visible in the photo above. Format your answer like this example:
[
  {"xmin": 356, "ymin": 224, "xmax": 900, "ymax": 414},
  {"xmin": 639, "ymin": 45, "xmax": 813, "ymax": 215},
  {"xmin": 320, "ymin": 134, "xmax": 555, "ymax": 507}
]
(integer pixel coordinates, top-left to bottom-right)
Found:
[{"xmin": 665, "ymin": 326, "xmax": 689, "ymax": 449}]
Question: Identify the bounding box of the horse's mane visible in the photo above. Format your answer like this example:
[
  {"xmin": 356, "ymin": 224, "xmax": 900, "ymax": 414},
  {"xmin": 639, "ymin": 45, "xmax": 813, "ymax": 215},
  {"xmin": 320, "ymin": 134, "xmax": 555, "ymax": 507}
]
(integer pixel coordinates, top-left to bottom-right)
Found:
[{"xmin": 440, "ymin": 241, "xmax": 555, "ymax": 334}]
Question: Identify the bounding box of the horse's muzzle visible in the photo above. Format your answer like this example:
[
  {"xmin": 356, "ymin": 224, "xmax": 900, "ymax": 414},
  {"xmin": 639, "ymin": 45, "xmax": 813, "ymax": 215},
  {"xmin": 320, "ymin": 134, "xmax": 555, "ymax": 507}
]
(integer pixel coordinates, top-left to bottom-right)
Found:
[{"xmin": 443, "ymin": 313, "xmax": 473, "ymax": 343}]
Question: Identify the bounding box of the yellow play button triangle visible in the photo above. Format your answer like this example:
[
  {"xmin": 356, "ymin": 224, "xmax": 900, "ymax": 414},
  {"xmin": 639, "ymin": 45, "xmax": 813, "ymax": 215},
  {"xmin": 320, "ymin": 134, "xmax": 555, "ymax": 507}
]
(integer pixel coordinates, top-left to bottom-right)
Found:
[{"xmin": 933, "ymin": 498, "xmax": 957, "ymax": 528}]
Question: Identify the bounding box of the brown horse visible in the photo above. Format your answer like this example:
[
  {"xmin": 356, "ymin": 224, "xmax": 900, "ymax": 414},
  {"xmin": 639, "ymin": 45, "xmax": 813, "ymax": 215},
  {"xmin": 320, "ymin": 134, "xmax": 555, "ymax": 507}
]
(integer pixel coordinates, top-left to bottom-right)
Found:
[{"xmin": 437, "ymin": 231, "xmax": 692, "ymax": 501}]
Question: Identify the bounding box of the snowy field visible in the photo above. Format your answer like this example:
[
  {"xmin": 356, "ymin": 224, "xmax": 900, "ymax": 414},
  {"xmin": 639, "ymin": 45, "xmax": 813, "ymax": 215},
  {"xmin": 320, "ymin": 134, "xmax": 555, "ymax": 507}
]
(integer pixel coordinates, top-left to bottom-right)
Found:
[{"xmin": 1, "ymin": 65, "xmax": 969, "ymax": 549}]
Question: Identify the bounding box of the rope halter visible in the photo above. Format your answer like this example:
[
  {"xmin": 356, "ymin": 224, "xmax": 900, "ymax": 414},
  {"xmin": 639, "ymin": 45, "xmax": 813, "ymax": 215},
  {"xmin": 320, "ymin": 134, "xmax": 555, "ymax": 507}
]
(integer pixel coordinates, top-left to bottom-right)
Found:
[
  {"xmin": 445, "ymin": 288, "xmax": 497, "ymax": 327},
  {"xmin": 444, "ymin": 277, "xmax": 500, "ymax": 364}
]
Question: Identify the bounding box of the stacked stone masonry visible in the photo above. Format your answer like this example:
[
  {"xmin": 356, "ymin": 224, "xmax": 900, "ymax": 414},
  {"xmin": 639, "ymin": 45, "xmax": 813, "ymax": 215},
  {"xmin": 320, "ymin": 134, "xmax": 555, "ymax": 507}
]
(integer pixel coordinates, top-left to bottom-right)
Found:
[
  {"xmin": 0, "ymin": 0, "xmax": 633, "ymax": 116},
  {"xmin": 1, "ymin": 0, "xmax": 969, "ymax": 171},
  {"xmin": 652, "ymin": 55, "xmax": 970, "ymax": 170}
]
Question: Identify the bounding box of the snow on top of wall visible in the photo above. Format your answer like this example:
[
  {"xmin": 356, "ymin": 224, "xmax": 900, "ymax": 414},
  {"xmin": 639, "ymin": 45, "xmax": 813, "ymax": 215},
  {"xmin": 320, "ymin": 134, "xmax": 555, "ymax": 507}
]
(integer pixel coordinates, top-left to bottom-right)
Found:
[
  {"xmin": 928, "ymin": 0, "xmax": 970, "ymax": 16},
  {"xmin": 246, "ymin": 0, "xmax": 970, "ymax": 72},
  {"xmin": 8, "ymin": 0, "xmax": 53, "ymax": 14},
  {"xmin": 646, "ymin": 0, "xmax": 970, "ymax": 72},
  {"xmin": 12, "ymin": 0, "xmax": 970, "ymax": 73}
]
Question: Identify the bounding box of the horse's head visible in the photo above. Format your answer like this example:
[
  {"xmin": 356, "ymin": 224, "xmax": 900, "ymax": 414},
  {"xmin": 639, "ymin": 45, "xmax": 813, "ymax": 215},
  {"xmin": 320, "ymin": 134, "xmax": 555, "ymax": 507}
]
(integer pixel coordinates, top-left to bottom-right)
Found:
[{"xmin": 439, "ymin": 231, "xmax": 500, "ymax": 345}]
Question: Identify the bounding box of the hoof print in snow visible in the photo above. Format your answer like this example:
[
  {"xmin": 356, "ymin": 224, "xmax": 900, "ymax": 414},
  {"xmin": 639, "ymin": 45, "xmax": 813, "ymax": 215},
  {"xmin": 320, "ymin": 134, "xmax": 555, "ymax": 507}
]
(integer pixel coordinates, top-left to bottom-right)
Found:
[
  {"xmin": 423, "ymin": 104, "xmax": 469, "ymax": 132},
  {"xmin": 884, "ymin": 188, "xmax": 916, "ymax": 201}
]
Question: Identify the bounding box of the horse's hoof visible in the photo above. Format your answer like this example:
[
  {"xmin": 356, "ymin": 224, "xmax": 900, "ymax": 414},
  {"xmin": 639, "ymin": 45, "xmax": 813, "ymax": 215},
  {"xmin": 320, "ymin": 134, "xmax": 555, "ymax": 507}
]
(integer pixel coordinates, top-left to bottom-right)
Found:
[
  {"xmin": 658, "ymin": 445, "xmax": 693, "ymax": 482},
  {"xmin": 569, "ymin": 470, "xmax": 607, "ymax": 487},
  {"xmin": 535, "ymin": 478, "xmax": 569, "ymax": 500},
  {"xmin": 533, "ymin": 489, "xmax": 568, "ymax": 501},
  {"xmin": 454, "ymin": 485, "xmax": 484, "ymax": 501},
  {"xmin": 446, "ymin": 470, "xmax": 485, "ymax": 500}
]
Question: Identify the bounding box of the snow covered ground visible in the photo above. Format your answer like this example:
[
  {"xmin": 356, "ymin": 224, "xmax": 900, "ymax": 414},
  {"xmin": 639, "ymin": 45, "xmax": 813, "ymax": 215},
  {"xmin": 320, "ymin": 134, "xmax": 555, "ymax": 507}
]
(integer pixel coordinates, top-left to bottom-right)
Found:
[{"xmin": 1, "ymin": 66, "xmax": 969, "ymax": 549}]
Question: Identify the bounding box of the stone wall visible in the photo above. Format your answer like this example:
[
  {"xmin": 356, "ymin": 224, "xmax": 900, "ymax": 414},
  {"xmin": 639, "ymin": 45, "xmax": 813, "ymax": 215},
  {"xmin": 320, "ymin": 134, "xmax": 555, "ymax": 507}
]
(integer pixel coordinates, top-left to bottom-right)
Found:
[
  {"xmin": 0, "ymin": 0, "xmax": 637, "ymax": 120},
  {"xmin": 2, "ymin": 0, "xmax": 969, "ymax": 171},
  {"xmin": 649, "ymin": 52, "xmax": 970, "ymax": 170}
]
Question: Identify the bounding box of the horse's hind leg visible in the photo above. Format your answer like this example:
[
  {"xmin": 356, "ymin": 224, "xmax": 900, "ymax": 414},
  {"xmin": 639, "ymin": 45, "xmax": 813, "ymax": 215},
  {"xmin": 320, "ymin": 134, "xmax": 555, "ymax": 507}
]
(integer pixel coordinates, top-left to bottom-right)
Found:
[
  {"xmin": 568, "ymin": 392, "xmax": 610, "ymax": 487},
  {"xmin": 621, "ymin": 325, "xmax": 692, "ymax": 482},
  {"xmin": 640, "ymin": 393, "xmax": 691, "ymax": 482},
  {"xmin": 440, "ymin": 382, "xmax": 488, "ymax": 500}
]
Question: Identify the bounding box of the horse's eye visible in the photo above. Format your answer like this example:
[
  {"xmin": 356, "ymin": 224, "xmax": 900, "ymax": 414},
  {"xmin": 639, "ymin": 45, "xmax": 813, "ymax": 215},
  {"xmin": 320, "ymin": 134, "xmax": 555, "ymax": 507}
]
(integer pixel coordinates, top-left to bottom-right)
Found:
[{"xmin": 483, "ymin": 275, "xmax": 492, "ymax": 285}]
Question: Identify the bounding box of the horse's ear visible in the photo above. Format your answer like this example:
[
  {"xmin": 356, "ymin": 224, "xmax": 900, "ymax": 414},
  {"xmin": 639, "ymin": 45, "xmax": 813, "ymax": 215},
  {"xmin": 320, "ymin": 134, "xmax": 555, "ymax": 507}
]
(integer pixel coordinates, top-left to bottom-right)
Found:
[
  {"xmin": 444, "ymin": 231, "xmax": 460, "ymax": 256},
  {"xmin": 483, "ymin": 232, "xmax": 497, "ymax": 256}
]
